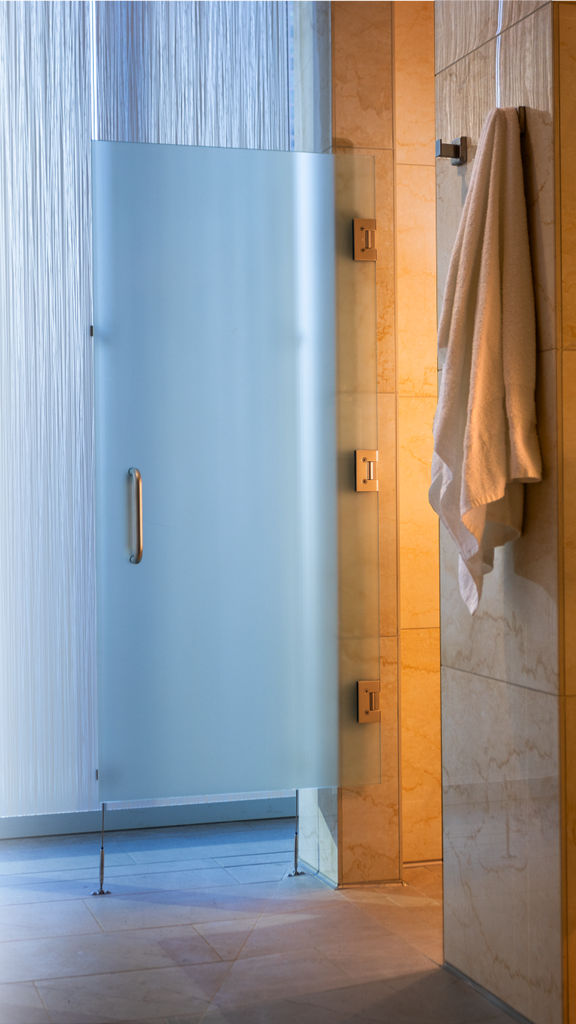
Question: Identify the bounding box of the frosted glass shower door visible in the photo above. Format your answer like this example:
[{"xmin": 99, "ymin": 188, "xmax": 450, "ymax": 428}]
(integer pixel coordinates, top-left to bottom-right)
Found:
[{"xmin": 92, "ymin": 142, "xmax": 337, "ymax": 802}]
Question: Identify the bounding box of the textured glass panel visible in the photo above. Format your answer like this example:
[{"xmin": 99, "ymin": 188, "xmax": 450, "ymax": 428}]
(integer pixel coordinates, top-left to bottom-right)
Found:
[
  {"xmin": 0, "ymin": 2, "xmax": 97, "ymax": 815},
  {"xmin": 93, "ymin": 142, "xmax": 337, "ymax": 800},
  {"xmin": 94, "ymin": 1, "xmax": 290, "ymax": 150},
  {"xmin": 290, "ymin": 1, "xmax": 332, "ymax": 153}
]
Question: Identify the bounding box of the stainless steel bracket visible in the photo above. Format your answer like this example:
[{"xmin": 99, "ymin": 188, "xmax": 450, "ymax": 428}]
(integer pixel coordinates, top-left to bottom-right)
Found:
[
  {"xmin": 355, "ymin": 450, "xmax": 378, "ymax": 492},
  {"xmin": 357, "ymin": 681, "xmax": 381, "ymax": 724}
]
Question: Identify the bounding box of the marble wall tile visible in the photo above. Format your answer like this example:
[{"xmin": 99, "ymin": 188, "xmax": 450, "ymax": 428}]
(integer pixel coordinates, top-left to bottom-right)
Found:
[
  {"xmin": 375, "ymin": 150, "xmax": 396, "ymax": 393},
  {"xmin": 297, "ymin": 788, "xmax": 339, "ymax": 886},
  {"xmin": 340, "ymin": 636, "xmax": 382, "ymax": 789},
  {"xmin": 334, "ymin": 153, "xmax": 377, "ymax": 394},
  {"xmin": 435, "ymin": 1, "xmax": 499, "ymax": 74},
  {"xmin": 297, "ymin": 788, "xmax": 320, "ymax": 875},
  {"xmin": 562, "ymin": 351, "xmax": 576, "ymax": 695},
  {"xmin": 338, "ymin": 393, "xmax": 379, "ymax": 640},
  {"xmin": 339, "ymin": 637, "xmax": 400, "ymax": 884},
  {"xmin": 500, "ymin": 0, "xmax": 550, "ymax": 33},
  {"xmin": 331, "ymin": 1, "xmax": 393, "ymax": 151},
  {"xmin": 393, "ymin": 2, "xmax": 435, "ymax": 166},
  {"xmin": 564, "ymin": 695, "xmax": 576, "ymax": 1022},
  {"xmin": 435, "ymin": 41, "xmax": 497, "ymax": 305},
  {"xmin": 317, "ymin": 787, "xmax": 339, "ymax": 885},
  {"xmin": 336, "ymin": 149, "xmax": 395, "ymax": 393},
  {"xmin": 398, "ymin": 396, "xmax": 439, "ymax": 629},
  {"xmin": 400, "ymin": 628, "xmax": 442, "ymax": 863},
  {"xmin": 442, "ymin": 668, "xmax": 562, "ymax": 1024},
  {"xmin": 396, "ymin": 165, "xmax": 437, "ymax": 397},
  {"xmin": 500, "ymin": 0, "xmax": 553, "ymax": 106},
  {"xmin": 378, "ymin": 393, "xmax": 397, "ymax": 638},
  {"xmin": 436, "ymin": 11, "xmax": 555, "ymax": 353},
  {"xmin": 499, "ymin": 4, "xmax": 556, "ymax": 353},
  {"xmin": 558, "ymin": 2, "xmax": 576, "ymax": 349},
  {"xmin": 440, "ymin": 347, "xmax": 558, "ymax": 696}
]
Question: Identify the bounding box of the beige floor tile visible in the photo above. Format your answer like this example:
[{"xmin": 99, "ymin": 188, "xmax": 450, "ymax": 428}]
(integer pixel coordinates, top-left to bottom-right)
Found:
[
  {"xmin": 0, "ymin": 983, "xmax": 51, "ymax": 1024},
  {"xmin": 212, "ymin": 949, "xmax": 348, "ymax": 1009},
  {"xmin": 193, "ymin": 919, "xmax": 259, "ymax": 961},
  {"xmin": 0, "ymin": 822, "xmax": 521, "ymax": 1024},
  {"xmin": 0, "ymin": 925, "xmax": 220, "ymax": 984},
  {"xmin": 0, "ymin": 899, "xmax": 100, "ymax": 941},
  {"xmin": 37, "ymin": 962, "xmax": 230, "ymax": 1023}
]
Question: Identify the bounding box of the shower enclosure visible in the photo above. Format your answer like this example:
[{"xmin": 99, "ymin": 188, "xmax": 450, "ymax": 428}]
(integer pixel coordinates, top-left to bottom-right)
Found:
[{"xmin": 92, "ymin": 141, "xmax": 340, "ymax": 801}]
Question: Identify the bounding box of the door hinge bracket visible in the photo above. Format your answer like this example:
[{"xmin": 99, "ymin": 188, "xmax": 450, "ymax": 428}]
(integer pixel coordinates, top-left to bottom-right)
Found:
[
  {"xmin": 357, "ymin": 681, "xmax": 381, "ymax": 724},
  {"xmin": 355, "ymin": 449, "xmax": 378, "ymax": 492},
  {"xmin": 353, "ymin": 218, "xmax": 377, "ymax": 261}
]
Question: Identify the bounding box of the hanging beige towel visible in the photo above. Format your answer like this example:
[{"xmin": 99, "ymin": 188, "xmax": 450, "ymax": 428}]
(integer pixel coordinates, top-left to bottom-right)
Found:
[{"xmin": 429, "ymin": 107, "xmax": 542, "ymax": 614}]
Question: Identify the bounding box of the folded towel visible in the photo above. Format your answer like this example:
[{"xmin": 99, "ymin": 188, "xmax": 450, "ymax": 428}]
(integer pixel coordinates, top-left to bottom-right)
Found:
[{"xmin": 429, "ymin": 107, "xmax": 542, "ymax": 614}]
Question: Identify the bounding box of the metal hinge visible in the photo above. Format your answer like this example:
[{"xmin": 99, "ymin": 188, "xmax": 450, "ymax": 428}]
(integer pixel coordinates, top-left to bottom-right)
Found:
[
  {"xmin": 357, "ymin": 681, "xmax": 381, "ymax": 724},
  {"xmin": 355, "ymin": 449, "xmax": 378, "ymax": 492},
  {"xmin": 353, "ymin": 218, "xmax": 377, "ymax": 261}
]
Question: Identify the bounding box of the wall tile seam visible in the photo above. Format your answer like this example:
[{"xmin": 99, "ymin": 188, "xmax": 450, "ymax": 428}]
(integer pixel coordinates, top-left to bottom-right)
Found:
[
  {"xmin": 442, "ymin": 663, "xmax": 561, "ymax": 698},
  {"xmin": 394, "ymin": 160, "xmax": 437, "ymax": 169},
  {"xmin": 434, "ymin": 1, "xmax": 552, "ymax": 77},
  {"xmin": 331, "ymin": 144, "xmax": 394, "ymax": 154},
  {"xmin": 396, "ymin": 388, "xmax": 438, "ymax": 398},
  {"xmin": 399, "ymin": 621, "xmax": 441, "ymax": 634}
]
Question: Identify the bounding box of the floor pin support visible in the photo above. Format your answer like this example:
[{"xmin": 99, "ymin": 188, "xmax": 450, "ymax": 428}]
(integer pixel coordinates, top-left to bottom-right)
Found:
[
  {"xmin": 92, "ymin": 802, "xmax": 111, "ymax": 895},
  {"xmin": 289, "ymin": 790, "xmax": 305, "ymax": 877}
]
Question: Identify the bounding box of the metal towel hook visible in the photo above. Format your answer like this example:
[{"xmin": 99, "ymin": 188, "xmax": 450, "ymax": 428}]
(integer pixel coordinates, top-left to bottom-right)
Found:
[{"xmin": 435, "ymin": 106, "xmax": 526, "ymax": 166}]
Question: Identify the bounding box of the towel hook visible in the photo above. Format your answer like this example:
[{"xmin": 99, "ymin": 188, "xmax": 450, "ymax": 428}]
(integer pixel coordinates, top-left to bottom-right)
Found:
[
  {"xmin": 435, "ymin": 137, "xmax": 467, "ymax": 166},
  {"xmin": 436, "ymin": 107, "xmax": 527, "ymax": 166}
]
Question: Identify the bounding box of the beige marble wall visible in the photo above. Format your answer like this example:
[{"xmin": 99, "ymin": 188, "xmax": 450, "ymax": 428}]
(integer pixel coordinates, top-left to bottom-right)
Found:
[
  {"xmin": 558, "ymin": 5, "xmax": 576, "ymax": 1021},
  {"xmin": 332, "ymin": 1, "xmax": 400, "ymax": 884},
  {"xmin": 329, "ymin": 1, "xmax": 440, "ymax": 884},
  {"xmin": 394, "ymin": 2, "xmax": 441, "ymax": 868},
  {"xmin": 436, "ymin": 3, "xmax": 563, "ymax": 1021}
]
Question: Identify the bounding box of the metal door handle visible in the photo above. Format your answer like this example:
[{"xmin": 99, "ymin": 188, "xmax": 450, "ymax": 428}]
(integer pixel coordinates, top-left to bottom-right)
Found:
[{"xmin": 129, "ymin": 467, "xmax": 143, "ymax": 564}]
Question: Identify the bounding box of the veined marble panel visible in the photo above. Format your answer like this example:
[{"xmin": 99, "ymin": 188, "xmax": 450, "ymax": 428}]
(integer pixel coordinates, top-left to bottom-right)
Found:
[
  {"xmin": 563, "ymin": 351, "xmax": 576, "ymax": 695},
  {"xmin": 334, "ymin": 153, "xmax": 377, "ymax": 394},
  {"xmin": 338, "ymin": 394, "xmax": 380, "ymax": 641},
  {"xmin": 442, "ymin": 668, "xmax": 562, "ymax": 1024},
  {"xmin": 340, "ymin": 636, "xmax": 381, "ymax": 789},
  {"xmin": 435, "ymin": 1, "xmax": 499, "ymax": 74},
  {"xmin": 297, "ymin": 787, "xmax": 338, "ymax": 885},
  {"xmin": 396, "ymin": 165, "xmax": 437, "ymax": 397},
  {"xmin": 435, "ymin": 41, "xmax": 497, "ymax": 306},
  {"xmin": 339, "ymin": 637, "xmax": 400, "ymax": 884},
  {"xmin": 373, "ymin": 150, "xmax": 396, "ymax": 395},
  {"xmin": 332, "ymin": 1, "xmax": 393, "ymax": 151},
  {"xmin": 436, "ymin": 10, "xmax": 554, "ymax": 352},
  {"xmin": 297, "ymin": 788, "xmax": 320, "ymax": 874},
  {"xmin": 400, "ymin": 628, "xmax": 442, "ymax": 863},
  {"xmin": 500, "ymin": 1, "xmax": 550, "ymax": 33},
  {"xmin": 499, "ymin": 4, "xmax": 555, "ymax": 353},
  {"xmin": 393, "ymin": 2, "xmax": 435, "ymax": 167},
  {"xmin": 378, "ymin": 394, "xmax": 397, "ymax": 638},
  {"xmin": 559, "ymin": 2, "xmax": 576, "ymax": 349},
  {"xmin": 440, "ymin": 348, "xmax": 558, "ymax": 695},
  {"xmin": 564, "ymin": 696, "xmax": 576, "ymax": 1021},
  {"xmin": 398, "ymin": 397, "xmax": 440, "ymax": 629}
]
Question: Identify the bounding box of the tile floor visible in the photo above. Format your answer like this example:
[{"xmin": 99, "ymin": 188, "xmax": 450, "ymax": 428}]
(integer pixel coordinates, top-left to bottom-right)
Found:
[{"xmin": 0, "ymin": 818, "xmax": 520, "ymax": 1024}]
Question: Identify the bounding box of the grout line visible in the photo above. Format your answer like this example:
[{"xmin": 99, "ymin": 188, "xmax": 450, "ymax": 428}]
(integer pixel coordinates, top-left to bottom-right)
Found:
[
  {"xmin": 434, "ymin": 2, "xmax": 551, "ymax": 77},
  {"xmin": 442, "ymin": 662, "xmax": 560, "ymax": 697}
]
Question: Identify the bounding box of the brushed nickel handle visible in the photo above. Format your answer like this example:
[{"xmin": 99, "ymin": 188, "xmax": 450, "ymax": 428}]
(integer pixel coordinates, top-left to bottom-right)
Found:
[{"xmin": 129, "ymin": 467, "xmax": 143, "ymax": 564}]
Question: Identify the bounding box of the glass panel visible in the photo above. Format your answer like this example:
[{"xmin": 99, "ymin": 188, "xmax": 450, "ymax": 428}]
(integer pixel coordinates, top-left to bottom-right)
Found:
[
  {"xmin": 335, "ymin": 154, "xmax": 381, "ymax": 786},
  {"xmin": 92, "ymin": 142, "xmax": 338, "ymax": 801}
]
